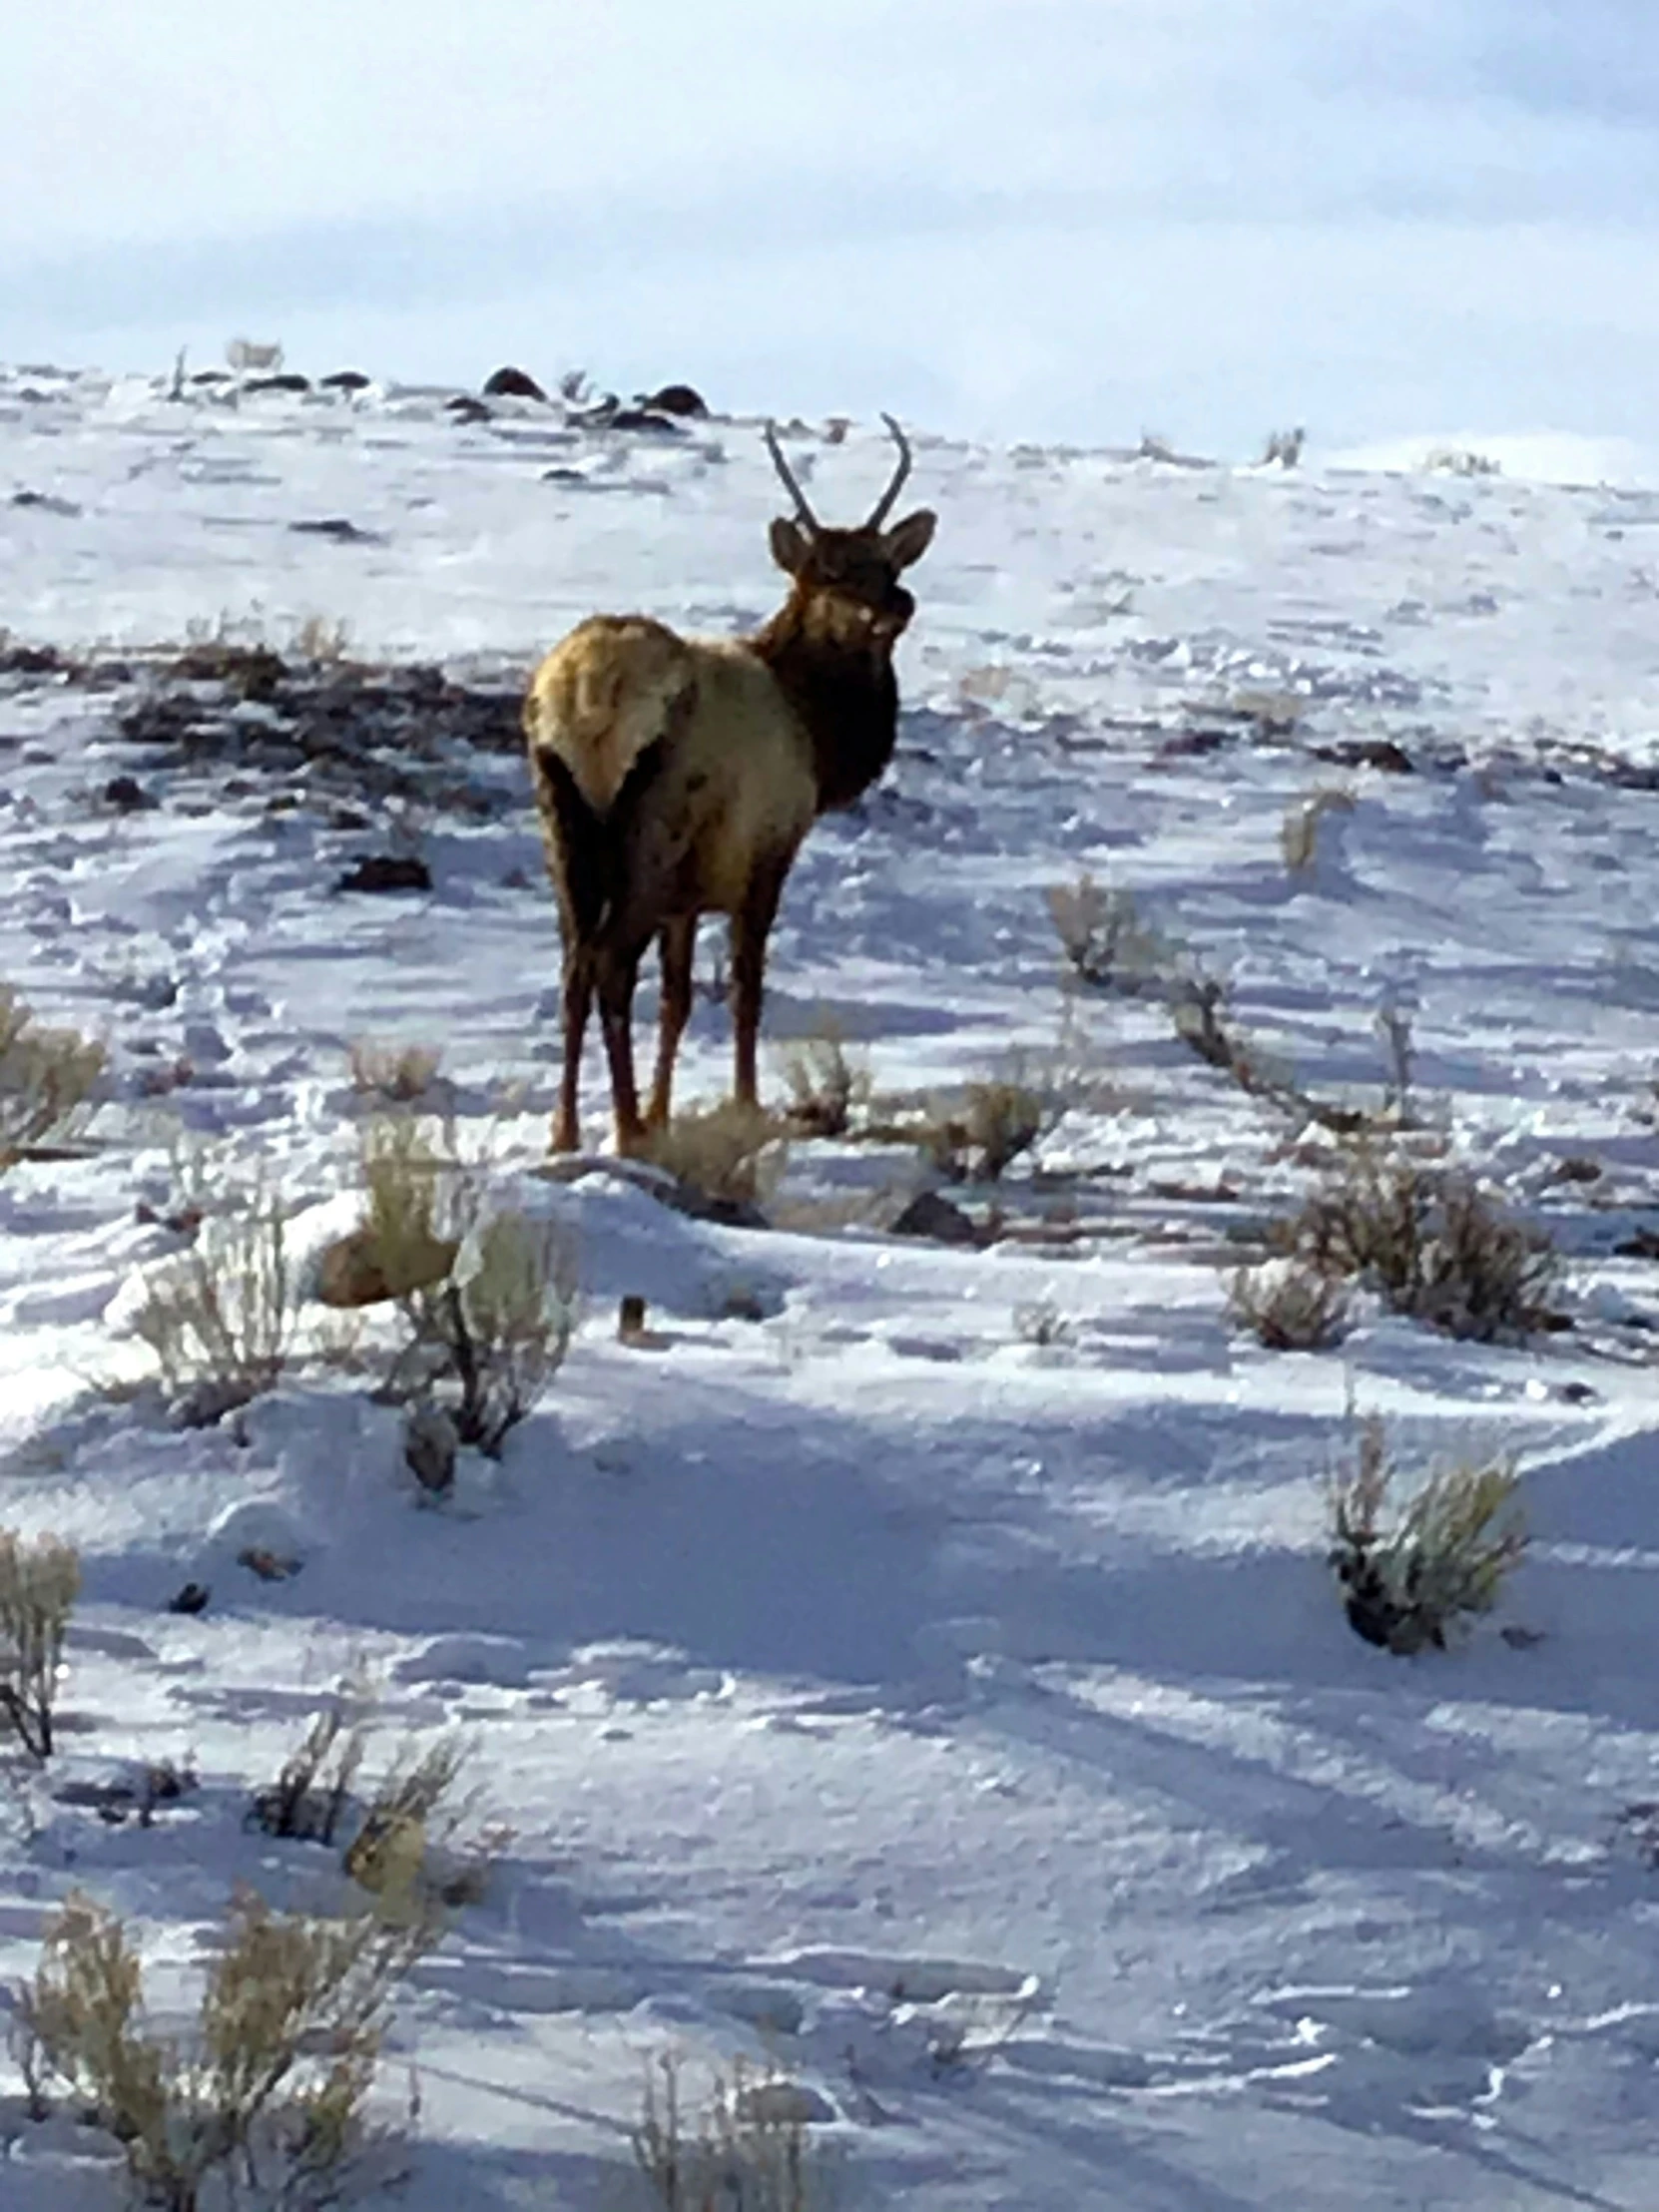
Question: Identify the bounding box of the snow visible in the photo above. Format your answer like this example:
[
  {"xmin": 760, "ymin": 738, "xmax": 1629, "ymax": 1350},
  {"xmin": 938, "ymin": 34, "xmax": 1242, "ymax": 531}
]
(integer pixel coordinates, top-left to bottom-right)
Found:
[{"xmin": 3, "ymin": 360, "xmax": 1659, "ymax": 2208}]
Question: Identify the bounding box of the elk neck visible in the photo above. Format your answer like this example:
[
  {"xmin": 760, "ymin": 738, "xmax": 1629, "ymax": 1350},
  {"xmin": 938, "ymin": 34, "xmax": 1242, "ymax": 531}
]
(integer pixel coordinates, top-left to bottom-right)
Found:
[{"xmin": 749, "ymin": 594, "xmax": 901, "ymax": 814}]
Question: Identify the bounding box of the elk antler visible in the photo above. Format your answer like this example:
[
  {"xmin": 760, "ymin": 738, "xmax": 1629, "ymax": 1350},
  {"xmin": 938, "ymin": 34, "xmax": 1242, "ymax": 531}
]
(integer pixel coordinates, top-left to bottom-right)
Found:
[
  {"xmin": 764, "ymin": 420, "xmax": 821, "ymax": 535},
  {"xmin": 865, "ymin": 412, "xmax": 912, "ymax": 529}
]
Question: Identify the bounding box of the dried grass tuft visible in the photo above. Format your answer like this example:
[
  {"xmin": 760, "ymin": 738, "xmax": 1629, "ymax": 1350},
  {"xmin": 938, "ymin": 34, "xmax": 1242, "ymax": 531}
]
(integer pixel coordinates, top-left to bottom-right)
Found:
[
  {"xmin": 1329, "ymin": 1415, "xmax": 1527, "ymax": 1653},
  {"xmin": 0, "ymin": 985, "xmax": 104, "ymax": 1168},
  {"xmin": 0, "ymin": 1529, "xmax": 80, "ymax": 1758}
]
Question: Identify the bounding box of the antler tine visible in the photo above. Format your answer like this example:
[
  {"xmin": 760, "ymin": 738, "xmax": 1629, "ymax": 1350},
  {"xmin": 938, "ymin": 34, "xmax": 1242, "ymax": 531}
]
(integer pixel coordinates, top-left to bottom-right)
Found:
[
  {"xmin": 763, "ymin": 420, "xmax": 821, "ymax": 535},
  {"xmin": 865, "ymin": 411, "xmax": 913, "ymax": 529}
]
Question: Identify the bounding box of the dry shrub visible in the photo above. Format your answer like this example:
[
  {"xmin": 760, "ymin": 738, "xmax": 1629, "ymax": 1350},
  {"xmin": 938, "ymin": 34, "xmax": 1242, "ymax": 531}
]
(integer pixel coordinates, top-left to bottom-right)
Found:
[
  {"xmin": 640, "ymin": 1102, "xmax": 788, "ymax": 1210},
  {"xmin": 1329, "ymin": 1415, "xmax": 1526, "ymax": 1653},
  {"xmin": 394, "ymin": 1211, "xmax": 577, "ymax": 1456},
  {"xmin": 353, "ymin": 1117, "xmax": 575, "ymax": 1455},
  {"xmin": 1289, "ymin": 1146, "xmax": 1559, "ymax": 1342},
  {"xmin": 1281, "ymin": 785, "xmax": 1355, "ymax": 873},
  {"xmin": 0, "ymin": 985, "xmax": 104, "ymax": 1168},
  {"xmin": 348, "ymin": 1038, "xmax": 442, "ymax": 1107},
  {"xmin": 780, "ymin": 1025, "xmax": 866, "ymax": 1138},
  {"xmin": 344, "ymin": 1735, "xmax": 475, "ymax": 1912},
  {"xmin": 249, "ymin": 1677, "xmax": 373, "ymax": 1845},
  {"xmin": 16, "ymin": 1887, "xmax": 432, "ymax": 2211},
  {"xmin": 919, "ymin": 1075, "xmax": 1049, "ymax": 1184},
  {"xmin": 633, "ymin": 2050, "xmax": 828, "ymax": 2212},
  {"xmin": 1046, "ymin": 873, "xmax": 1172, "ymax": 996},
  {"xmin": 0, "ymin": 1529, "xmax": 80, "ymax": 1758},
  {"xmin": 347, "ymin": 1113, "xmax": 458, "ymax": 1301},
  {"xmin": 1014, "ymin": 1299, "xmax": 1072, "ymax": 1348},
  {"xmin": 131, "ymin": 1188, "xmax": 292, "ymax": 1423},
  {"xmin": 293, "ymin": 613, "xmax": 351, "ymax": 665},
  {"xmin": 1228, "ymin": 1259, "xmax": 1350, "ymax": 1352}
]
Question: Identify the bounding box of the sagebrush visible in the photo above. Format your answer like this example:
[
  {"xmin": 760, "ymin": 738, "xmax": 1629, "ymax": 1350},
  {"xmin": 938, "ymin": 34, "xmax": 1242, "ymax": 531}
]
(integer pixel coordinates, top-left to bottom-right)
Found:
[
  {"xmin": 16, "ymin": 1888, "xmax": 433, "ymax": 2211},
  {"xmin": 1329, "ymin": 1415, "xmax": 1527, "ymax": 1653},
  {"xmin": 394, "ymin": 1211, "xmax": 577, "ymax": 1455},
  {"xmin": 639, "ymin": 1102, "xmax": 788, "ymax": 1211},
  {"xmin": 0, "ymin": 1529, "xmax": 80, "ymax": 1758},
  {"xmin": 633, "ymin": 2050, "xmax": 828, "ymax": 2212},
  {"xmin": 1288, "ymin": 1146, "xmax": 1559, "ymax": 1341},
  {"xmin": 131, "ymin": 1188, "xmax": 292, "ymax": 1422},
  {"xmin": 0, "ymin": 984, "xmax": 104, "ymax": 1168},
  {"xmin": 1228, "ymin": 1259, "xmax": 1350, "ymax": 1352},
  {"xmin": 250, "ymin": 1677, "xmax": 373, "ymax": 1846}
]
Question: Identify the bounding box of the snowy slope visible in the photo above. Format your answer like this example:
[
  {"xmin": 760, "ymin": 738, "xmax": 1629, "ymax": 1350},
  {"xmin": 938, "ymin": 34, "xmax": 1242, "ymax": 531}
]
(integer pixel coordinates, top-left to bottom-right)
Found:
[{"xmin": 2, "ymin": 360, "xmax": 1659, "ymax": 2210}]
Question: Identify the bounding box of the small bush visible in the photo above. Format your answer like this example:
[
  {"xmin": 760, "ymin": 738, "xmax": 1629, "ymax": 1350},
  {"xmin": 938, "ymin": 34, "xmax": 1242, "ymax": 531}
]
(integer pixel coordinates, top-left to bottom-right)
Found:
[
  {"xmin": 0, "ymin": 1529, "xmax": 80, "ymax": 1758},
  {"xmin": 918, "ymin": 1075, "xmax": 1049, "ymax": 1184},
  {"xmin": 1424, "ymin": 445, "xmax": 1500, "ymax": 478},
  {"xmin": 1289, "ymin": 1147, "xmax": 1559, "ymax": 1341},
  {"xmin": 0, "ymin": 985, "xmax": 104, "ymax": 1168},
  {"xmin": 343, "ymin": 1735, "xmax": 472, "ymax": 1913},
  {"xmin": 1014, "ymin": 1300, "xmax": 1072, "ymax": 1348},
  {"xmin": 640, "ymin": 1102, "xmax": 788, "ymax": 1210},
  {"xmin": 1280, "ymin": 785, "xmax": 1354, "ymax": 873},
  {"xmin": 414, "ymin": 1212, "xmax": 577, "ymax": 1454},
  {"xmin": 348, "ymin": 1038, "xmax": 442, "ymax": 1107},
  {"xmin": 16, "ymin": 1887, "xmax": 432, "ymax": 2211},
  {"xmin": 780, "ymin": 1026, "xmax": 866, "ymax": 1139},
  {"xmin": 1329, "ymin": 1415, "xmax": 1527, "ymax": 1653},
  {"xmin": 1228, "ymin": 1260, "xmax": 1350, "ymax": 1352},
  {"xmin": 338, "ymin": 1113, "xmax": 459, "ymax": 1304},
  {"xmin": 293, "ymin": 613, "xmax": 351, "ymax": 665},
  {"xmin": 250, "ymin": 1678, "xmax": 373, "ymax": 1845},
  {"xmin": 633, "ymin": 2050, "xmax": 828, "ymax": 2212},
  {"xmin": 1046, "ymin": 873, "xmax": 1172, "ymax": 996},
  {"xmin": 131, "ymin": 1188, "xmax": 292, "ymax": 1422}
]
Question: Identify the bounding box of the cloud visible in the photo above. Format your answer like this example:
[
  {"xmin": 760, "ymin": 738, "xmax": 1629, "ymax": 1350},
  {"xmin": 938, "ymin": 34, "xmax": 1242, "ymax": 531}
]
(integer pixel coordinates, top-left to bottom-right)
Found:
[{"xmin": 5, "ymin": 2, "xmax": 1657, "ymax": 447}]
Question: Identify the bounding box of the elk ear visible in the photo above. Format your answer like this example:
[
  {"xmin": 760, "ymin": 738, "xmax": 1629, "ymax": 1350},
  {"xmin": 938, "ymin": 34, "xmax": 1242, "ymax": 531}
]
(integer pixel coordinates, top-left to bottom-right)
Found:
[
  {"xmin": 881, "ymin": 508, "xmax": 936, "ymax": 570},
  {"xmin": 770, "ymin": 516, "xmax": 811, "ymax": 575}
]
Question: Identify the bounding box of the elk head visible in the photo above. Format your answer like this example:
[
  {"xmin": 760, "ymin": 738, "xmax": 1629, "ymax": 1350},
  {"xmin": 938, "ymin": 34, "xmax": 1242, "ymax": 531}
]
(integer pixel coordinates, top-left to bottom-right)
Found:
[{"xmin": 762, "ymin": 414, "xmax": 937, "ymax": 652}]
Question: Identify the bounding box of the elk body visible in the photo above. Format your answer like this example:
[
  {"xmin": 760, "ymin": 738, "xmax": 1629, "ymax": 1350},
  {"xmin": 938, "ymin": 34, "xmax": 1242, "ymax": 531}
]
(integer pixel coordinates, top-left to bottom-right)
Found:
[{"xmin": 524, "ymin": 416, "xmax": 935, "ymax": 1153}]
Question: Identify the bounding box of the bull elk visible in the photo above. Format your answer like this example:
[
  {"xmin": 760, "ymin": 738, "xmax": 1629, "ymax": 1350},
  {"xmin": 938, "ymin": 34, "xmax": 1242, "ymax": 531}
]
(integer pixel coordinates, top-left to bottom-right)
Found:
[{"xmin": 524, "ymin": 415, "xmax": 935, "ymax": 1153}]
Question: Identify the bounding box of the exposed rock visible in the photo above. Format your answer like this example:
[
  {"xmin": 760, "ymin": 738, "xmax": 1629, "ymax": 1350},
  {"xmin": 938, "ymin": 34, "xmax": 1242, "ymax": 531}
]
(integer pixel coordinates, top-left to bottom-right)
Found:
[
  {"xmin": 336, "ymin": 853, "xmax": 433, "ymax": 894},
  {"xmin": 404, "ymin": 1401, "xmax": 459, "ymax": 1495},
  {"xmin": 320, "ymin": 369, "xmax": 372, "ymax": 391},
  {"xmin": 1313, "ymin": 738, "xmax": 1414, "ymax": 774},
  {"xmin": 642, "ymin": 382, "xmax": 709, "ymax": 418},
  {"xmin": 889, "ymin": 1190, "xmax": 981, "ymax": 1246},
  {"xmin": 607, "ymin": 406, "xmax": 684, "ymax": 435},
  {"xmin": 445, "ymin": 394, "xmax": 492, "ymax": 422},
  {"xmin": 288, "ymin": 515, "xmax": 383, "ymax": 545},
  {"xmin": 167, "ymin": 1581, "xmax": 211, "ymax": 1616},
  {"xmin": 103, "ymin": 774, "xmax": 152, "ymax": 811},
  {"xmin": 245, "ymin": 372, "xmax": 311, "ymax": 394},
  {"xmin": 483, "ymin": 364, "xmax": 548, "ymax": 400}
]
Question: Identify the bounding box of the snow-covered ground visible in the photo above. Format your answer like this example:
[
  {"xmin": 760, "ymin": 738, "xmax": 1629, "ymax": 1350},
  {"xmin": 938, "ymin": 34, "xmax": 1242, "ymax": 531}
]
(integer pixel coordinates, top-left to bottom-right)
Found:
[{"xmin": 3, "ymin": 360, "xmax": 1659, "ymax": 2209}]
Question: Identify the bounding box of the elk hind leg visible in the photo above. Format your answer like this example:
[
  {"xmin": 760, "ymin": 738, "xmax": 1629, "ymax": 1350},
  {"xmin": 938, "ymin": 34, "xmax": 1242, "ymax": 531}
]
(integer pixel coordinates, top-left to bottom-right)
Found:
[
  {"xmin": 597, "ymin": 942, "xmax": 649, "ymax": 1154},
  {"xmin": 646, "ymin": 914, "xmax": 696, "ymax": 1131},
  {"xmin": 552, "ymin": 943, "xmax": 595, "ymax": 1153}
]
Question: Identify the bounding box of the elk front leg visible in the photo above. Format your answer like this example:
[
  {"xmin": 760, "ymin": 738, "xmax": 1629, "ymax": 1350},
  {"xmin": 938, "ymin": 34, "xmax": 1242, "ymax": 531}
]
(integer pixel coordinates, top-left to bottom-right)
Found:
[
  {"xmin": 596, "ymin": 943, "xmax": 647, "ymax": 1154},
  {"xmin": 552, "ymin": 944, "xmax": 594, "ymax": 1153},
  {"xmin": 646, "ymin": 914, "xmax": 697, "ymax": 1131},
  {"xmin": 729, "ymin": 858, "xmax": 789, "ymax": 1111}
]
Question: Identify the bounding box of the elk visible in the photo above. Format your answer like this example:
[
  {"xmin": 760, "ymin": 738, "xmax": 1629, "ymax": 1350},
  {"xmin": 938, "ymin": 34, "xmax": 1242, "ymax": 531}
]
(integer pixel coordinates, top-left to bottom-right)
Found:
[{"xmin": 524, "ymin": 415, "xmax": 935, "ymax": 1154}]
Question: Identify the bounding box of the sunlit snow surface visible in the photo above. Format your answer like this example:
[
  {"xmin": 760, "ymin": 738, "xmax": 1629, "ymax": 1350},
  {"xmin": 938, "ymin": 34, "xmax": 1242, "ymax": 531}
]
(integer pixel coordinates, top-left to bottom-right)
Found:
[{"xmin": 3, "ymin": 364, "xmax": 1659, "ymax": 2209}]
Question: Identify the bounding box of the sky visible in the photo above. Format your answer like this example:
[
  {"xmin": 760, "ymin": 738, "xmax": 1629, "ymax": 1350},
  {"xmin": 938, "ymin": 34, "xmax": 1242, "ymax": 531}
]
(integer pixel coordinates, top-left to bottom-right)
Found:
[{"xmin": 5, "ymin": 0, "xmax": 1658, "ymax": 452}]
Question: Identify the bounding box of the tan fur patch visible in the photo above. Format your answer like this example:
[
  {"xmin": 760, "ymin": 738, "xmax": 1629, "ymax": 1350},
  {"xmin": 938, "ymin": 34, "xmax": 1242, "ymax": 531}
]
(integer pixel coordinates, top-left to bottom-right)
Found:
[{"xmin": 526, "ymin": 617, "xmax": 700, "ymax": 816}]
